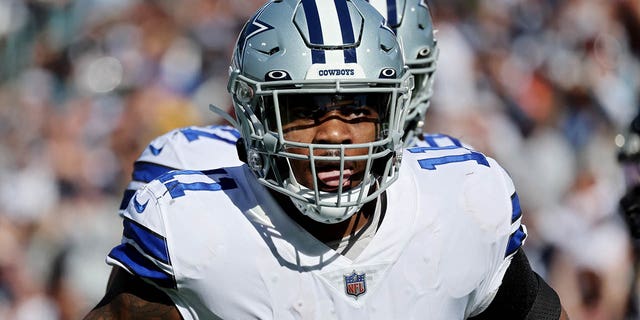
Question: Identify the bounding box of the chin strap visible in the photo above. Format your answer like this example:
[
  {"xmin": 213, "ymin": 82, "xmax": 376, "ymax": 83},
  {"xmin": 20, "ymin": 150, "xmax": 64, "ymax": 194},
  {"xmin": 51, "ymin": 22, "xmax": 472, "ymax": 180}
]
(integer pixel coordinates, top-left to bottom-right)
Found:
[
  {"xmin": 284, "ymin": 176, "xmax": 373, "ymax": 224},
  {"xmin": 291, "ymin": 199, "xmax": 359, "ymax": 224}
]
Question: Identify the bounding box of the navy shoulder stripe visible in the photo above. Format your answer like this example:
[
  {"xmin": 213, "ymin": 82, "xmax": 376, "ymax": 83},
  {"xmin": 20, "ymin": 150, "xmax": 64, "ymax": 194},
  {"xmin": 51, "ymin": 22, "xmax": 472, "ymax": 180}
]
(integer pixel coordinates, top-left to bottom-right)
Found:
[
  {"xmin": 505, "ymin": 225, "xmax": 527, "ymax": 257},
  {"xmin": 132, "ymin": 161, "xmax": 177, "ymax": 184},
  {"xmin": 119, "ymin": 189, "xmax": 136, "ymax": 211},
  {"xmin": 122, "ymin": 218, "xmax": 170, "ymax": 264},
  {"xmin": 108, "ymin": 243, "xmax": 176, "ymax": 289},
  {"xmin": 511, "ymin": 192, "xmax": 522, "ymax": 223}
]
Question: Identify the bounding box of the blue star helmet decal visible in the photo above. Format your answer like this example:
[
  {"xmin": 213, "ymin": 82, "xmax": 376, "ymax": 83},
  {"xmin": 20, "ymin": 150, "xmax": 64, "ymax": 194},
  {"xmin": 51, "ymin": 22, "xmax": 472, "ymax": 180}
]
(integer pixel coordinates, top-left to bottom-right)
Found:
[{"xmin": 234, "ymin": 5, "xmax": 274, "ymax": 70}]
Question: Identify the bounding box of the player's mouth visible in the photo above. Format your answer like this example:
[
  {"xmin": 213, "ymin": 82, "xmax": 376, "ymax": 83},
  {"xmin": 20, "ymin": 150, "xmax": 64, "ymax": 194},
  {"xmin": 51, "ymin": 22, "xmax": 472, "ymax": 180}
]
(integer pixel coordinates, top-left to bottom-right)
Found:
[{"xmin": 316, "ymin": 168, "xmax": 353, "ymax": 191}]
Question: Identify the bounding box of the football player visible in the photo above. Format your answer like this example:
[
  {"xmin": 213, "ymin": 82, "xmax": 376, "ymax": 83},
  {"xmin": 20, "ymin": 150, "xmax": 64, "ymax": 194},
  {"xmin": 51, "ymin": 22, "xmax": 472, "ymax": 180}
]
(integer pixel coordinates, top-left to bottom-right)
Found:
[
  {"xmin": 86, "ymin": 0, "xmax": 567, "ymax": 319},
  {"xmin": 116, "ymin": 0, "xmax": 440, "ymax": 221},
  {"xmin": 367, "ymin": 0, "xmax": 439, "ymax": 147}
]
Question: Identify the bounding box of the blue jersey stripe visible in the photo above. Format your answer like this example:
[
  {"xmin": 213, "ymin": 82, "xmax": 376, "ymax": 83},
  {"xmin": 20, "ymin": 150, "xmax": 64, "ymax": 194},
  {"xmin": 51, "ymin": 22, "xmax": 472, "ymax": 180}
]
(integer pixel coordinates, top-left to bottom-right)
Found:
[
  {"xmin": 511, "ymin": 192, "xmax": 522, "ymax": 223},
  {"xmin": 505, "ymin": 225, "xmax": 527, "ymax": 257},
  {"xmin": 108, "ymin": 243, "xmax": 176, "ymax": 289},
  {"xmin": 129, "ymin": 167, "xmax": 230, "ymax": 209},
  {"xmin": 423, "ymin": 135, "xmax": 438, "ymax": 147},
  {"xmin": 157, "ymin": 169, "xmax": 213, "ymax": 183},
  {"xmin": 135, "ymin": 164, "xmax": 230, "ymax": 185},
  {"xmin": 164, "ymin": 180, "xmax": 235, "ymax": 199},
  {"xmin": 201, "ymin": 168, "xmax": 229, "ymax": 175},
  {"xmin": 123, "ymin": 218, "xmax": 170, "ymax": 264},
  {"xmin": 119, "ymin": 189, "xmax": 136, "ymax": 211},
  {"xmin": 417, "ymin": 151, "xmax": 490, "ymax": 170},
  {"xmin": 407, "ymin": 145, "xmax": 461, "ymax": 152},
  {"xmin": 302, "ymin": 0, "xmax": 326, "ymax": 64},
  {"xmin": 132, "ymin": 161, "xmax": 176, "ymax": 184},
  {"xmin": 334, "ymin": 0, "xmax": 357, "ymax": 63},
  {"xmin": 211, "ymin": 126, "xmax": 242, "ymax": 139}
]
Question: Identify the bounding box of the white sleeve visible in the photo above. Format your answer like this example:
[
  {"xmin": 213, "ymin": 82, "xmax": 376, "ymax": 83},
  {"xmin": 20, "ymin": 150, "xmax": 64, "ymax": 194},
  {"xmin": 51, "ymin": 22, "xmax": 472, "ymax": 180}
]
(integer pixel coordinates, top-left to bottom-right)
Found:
[
  {"xmin": 118, "ymin": 125, "xmax": 241, "ymax": 217},
  {"xmin": 107, "ymin": 179, "xmax": 177, "ymax": 289},
  {"xmin": 466, "ymin": 160, "xmax": 527, "ymax": 317}
]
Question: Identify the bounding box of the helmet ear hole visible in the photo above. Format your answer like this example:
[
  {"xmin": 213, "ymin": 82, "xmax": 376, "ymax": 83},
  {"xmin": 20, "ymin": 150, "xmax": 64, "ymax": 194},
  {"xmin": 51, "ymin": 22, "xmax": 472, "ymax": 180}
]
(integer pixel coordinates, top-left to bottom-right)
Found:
[{"xmin": 417, "ymin": 47, "xmax": 430, "ymax": 58}]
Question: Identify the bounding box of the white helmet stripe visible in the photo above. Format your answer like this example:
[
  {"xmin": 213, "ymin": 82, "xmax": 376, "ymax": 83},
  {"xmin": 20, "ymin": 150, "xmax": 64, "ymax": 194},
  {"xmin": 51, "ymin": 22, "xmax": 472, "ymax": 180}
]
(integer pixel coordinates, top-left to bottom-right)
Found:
[
  {"xmin": 334, "ymin": 0, "xmax": 357, "ymax": 63},
  {"xmin": 301, "ymin": 0, "xmax": 357, "ymax": 64}
]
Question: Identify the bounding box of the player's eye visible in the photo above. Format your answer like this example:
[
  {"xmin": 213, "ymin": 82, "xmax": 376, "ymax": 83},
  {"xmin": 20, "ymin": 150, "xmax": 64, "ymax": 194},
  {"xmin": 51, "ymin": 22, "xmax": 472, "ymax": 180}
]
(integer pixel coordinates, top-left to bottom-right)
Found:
[
  {"xmin": 339, "ymin": 104, "xmax": 373, "ymax": 118},
  {"xmin": 289, "ymin": 105, "xmax": 324, "ymax": 120}
]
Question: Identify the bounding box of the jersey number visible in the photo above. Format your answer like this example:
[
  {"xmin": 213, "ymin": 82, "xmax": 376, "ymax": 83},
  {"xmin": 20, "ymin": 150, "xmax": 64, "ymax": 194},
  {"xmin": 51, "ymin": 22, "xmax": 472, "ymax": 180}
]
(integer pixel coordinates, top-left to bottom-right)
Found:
[
  {"xmin": 159, "ymin": 169, "xmax": 238, "ymax": 199},
  {"xmin": 409, "ymin": 147, "xmax": 490, "ymax": 170},
  {"xmin": 180, "ymin": 127, "xmax": 240, "ymax": 145}
]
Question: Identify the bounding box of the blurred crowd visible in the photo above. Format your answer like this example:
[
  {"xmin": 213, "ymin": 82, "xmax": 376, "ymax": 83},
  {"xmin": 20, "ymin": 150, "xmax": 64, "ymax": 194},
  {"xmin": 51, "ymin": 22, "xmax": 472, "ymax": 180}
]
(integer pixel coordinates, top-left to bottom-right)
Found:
[
  {"xmin": 426, "ymin": 1, "xmax": 640, "ymax": 319},
  {"xmin": 0, "ymin": 0, "xmax": 638, "ymax": 319}
]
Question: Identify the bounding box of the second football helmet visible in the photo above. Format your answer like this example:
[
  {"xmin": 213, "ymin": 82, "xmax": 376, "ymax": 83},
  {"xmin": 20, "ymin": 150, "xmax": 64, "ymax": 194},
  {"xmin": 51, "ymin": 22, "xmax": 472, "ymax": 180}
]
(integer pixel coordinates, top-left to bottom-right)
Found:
[
  {"xmin": 228, "ymin": 0, "xmax": 413, "ymax": 223},
  {"xmin": 368, "ymin": 0, "xmax": 439, "ymax": 146}
]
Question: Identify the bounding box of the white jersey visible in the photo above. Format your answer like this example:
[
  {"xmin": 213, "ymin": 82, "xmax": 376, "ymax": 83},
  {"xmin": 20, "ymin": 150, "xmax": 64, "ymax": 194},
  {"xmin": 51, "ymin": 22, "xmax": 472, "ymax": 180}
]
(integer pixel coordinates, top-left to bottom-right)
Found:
[
  {"xmin": 118, "ymin": 125, "xmax": 242, "ymax": 216},
  {"xmin": 107, "ymin": 134, "xmax": 526, "ymax": 320}
]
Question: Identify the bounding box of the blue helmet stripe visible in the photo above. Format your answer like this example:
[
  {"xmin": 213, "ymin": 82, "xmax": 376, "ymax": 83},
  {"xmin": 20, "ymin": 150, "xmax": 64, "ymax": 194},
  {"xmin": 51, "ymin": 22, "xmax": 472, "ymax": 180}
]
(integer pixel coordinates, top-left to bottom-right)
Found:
[
  {"xmin": 334, "ymin": 0, "xmax": 357, "ymax": 63},
  {"xmin": 302, "ymin": 0, "xmax": 326, "ymax": 64},
  {"xmin": 386, "ymin": 0, "xmax": 398, "ymax": 26}
]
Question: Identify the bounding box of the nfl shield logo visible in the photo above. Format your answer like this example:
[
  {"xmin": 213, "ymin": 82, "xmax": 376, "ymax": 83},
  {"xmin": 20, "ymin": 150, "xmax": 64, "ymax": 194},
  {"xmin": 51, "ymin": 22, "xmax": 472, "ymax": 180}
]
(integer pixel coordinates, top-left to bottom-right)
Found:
[{"xmin": 344, "ymin": 270, "xmax": 367, "ymax": 298}]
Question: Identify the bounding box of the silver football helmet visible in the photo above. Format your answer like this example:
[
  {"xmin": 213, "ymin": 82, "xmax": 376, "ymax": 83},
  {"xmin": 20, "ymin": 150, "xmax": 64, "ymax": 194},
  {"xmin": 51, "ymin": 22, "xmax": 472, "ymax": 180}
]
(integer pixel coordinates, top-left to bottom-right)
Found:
[
  {"xmin": 228, "ymin": 0, "xmax": 413, "ymax": 224},
  {"xmin": 368, "ymin": 0, "xmax": 439, "ymax": 146}
]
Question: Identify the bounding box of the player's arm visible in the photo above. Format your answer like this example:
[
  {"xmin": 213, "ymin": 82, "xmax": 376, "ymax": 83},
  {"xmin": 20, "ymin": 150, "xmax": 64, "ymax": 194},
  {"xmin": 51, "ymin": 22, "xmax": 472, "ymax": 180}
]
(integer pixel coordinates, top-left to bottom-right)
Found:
[
  {"xmin": 83, "ymin": 266, "xmax": 182, "ymax": 320},
  {"xmin": 469, "ymin": 248, "xmax": 569, "ymax": 320}
]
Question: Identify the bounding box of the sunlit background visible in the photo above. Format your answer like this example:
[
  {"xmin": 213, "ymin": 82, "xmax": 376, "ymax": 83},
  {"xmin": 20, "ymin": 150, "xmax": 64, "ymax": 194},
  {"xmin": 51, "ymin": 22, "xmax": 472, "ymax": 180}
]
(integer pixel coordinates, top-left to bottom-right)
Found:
[{"xmin": 0, "ymin": 0, "xmax": 638, "ymax": 319}]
